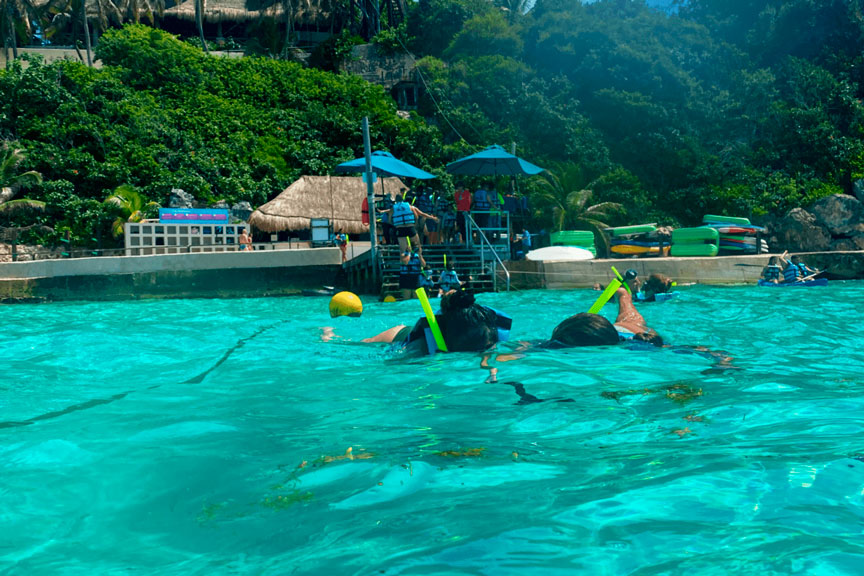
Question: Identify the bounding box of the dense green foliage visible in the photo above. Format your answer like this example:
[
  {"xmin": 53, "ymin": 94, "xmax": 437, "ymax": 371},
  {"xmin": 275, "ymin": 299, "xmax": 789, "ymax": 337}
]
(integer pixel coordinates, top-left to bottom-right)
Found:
[
  {"xmin": 0, "ymin": 25, "xmax": 442, "ymax": 245},
  {"xmin": 407, "ymin": 0, "xmax": 864, "ymax": 226},
  {"xmin": 4, "ymin": 1, "xmax": 864, "ymax": 246}
]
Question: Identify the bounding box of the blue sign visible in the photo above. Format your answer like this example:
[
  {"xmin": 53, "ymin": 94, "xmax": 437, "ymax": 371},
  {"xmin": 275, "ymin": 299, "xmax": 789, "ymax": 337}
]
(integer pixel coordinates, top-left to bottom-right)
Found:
[{"xmin": 159, "ymin": 208, "xmax": 230, "ymax": 225}]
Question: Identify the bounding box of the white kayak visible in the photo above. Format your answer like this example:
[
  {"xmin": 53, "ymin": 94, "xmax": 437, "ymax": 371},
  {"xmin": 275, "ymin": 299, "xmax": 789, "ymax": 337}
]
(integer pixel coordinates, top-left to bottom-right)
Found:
[{"xmin": 526, "ymin": 246, "xmax": 595, "ymax": 262}]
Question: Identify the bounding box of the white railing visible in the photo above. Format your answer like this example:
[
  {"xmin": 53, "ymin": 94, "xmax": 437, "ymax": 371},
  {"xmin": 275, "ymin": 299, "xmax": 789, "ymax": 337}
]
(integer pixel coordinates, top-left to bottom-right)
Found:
[{"xmin": 464, "ymin": 213, "xmax": 510, "ymax": 292}]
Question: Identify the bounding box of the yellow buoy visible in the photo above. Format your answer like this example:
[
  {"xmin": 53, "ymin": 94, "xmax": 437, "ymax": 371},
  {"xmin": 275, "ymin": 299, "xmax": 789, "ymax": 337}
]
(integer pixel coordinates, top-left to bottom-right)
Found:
[
  {"xmin": 329, "ymin": 291, "xmax": 363, "ymax": 318},
  {"xmin": 382, "ymin": 295, "xmax": 397, "ymax": 303}
]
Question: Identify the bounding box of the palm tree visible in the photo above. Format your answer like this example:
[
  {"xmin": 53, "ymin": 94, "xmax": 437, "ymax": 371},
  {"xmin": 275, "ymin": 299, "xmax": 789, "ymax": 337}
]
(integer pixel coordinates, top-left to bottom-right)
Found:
[
  {"xmin": 533, "ymin": 163, "xmax": 626, "ymax": 257},
  {"xmin": 194, "ymin": 0, "xmax": 208, "ymax": 53},
  {"xmin": 0, "ymin": 143, "xmax": 42, "ymax": 208},
  {"xmin": 2, "ymin": 0, "xmax": 60, "ymax": 63},
  {"xmin": 104, "ymin": 184, "xmax": 160, "ymax": 237},
  {"xmin": 118, "ymin": 0, "xmax": 164, "ymax": 25},
  {"xmin": 46, "ymin": 0, "xmax": 123, "ymax": 66}
]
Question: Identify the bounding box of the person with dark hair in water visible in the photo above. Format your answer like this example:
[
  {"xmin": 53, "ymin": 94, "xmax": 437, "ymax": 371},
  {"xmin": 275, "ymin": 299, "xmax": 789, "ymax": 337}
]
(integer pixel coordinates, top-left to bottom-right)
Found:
[
  {"xmin": 546, "ymin": 286, "xmax": 663, "ymax": 348},
  {"xmin": 363, "ymin": 290, "xmax": 511, "ymax": 355}
]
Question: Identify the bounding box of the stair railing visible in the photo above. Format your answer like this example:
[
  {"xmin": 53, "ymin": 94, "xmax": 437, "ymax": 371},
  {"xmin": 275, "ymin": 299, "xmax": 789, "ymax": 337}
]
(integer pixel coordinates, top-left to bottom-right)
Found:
[{"xmin": 464, "ymin": 213, "xmax": 510, "ymax": 292}]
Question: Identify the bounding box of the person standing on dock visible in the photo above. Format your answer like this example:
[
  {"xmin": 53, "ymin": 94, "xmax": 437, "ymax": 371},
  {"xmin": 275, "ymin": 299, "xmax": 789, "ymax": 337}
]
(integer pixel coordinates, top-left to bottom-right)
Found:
[
  {"xmin": 455, "ymin": 183, "xmax": 472, "ymax": 244},
  {"xmin": 384, "ymin": 192, "xmax": 438, "ymax": 258}
]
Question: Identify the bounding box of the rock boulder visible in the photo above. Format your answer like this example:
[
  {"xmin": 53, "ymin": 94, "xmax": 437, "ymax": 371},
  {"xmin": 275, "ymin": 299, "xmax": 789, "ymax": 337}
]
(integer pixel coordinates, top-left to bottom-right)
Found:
[
  {"xmin": 168, "ymin": 188, "xmax": 195, "ymax": 208},
  {"xmin": 809, "ymin": 194, "xmax": 864, "ymax": 237},
  {"xmin": 231, "ymin": 201, "xmax": 253, "ymax": 222},
  {"xmin": 766, "ymin": 208, "xmax": 832, "ymax": 252}
]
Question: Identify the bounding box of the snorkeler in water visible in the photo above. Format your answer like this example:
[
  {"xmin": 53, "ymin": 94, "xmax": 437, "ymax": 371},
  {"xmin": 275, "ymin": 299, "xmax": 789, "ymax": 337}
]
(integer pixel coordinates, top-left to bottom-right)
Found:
[{"xmin": 362, "ymin": 290, "xmax": 511, "ymax": 356}]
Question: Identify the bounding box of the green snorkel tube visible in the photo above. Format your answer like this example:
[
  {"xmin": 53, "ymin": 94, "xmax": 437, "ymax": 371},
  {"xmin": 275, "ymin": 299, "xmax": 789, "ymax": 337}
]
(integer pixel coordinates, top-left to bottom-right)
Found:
[
  {"xmin": 587, "ymin": 266, "xmax": 630, "ymax": 314},
  {"xmin": 415, "ymin": 288, "xmax": 448, "ymax": 352}
]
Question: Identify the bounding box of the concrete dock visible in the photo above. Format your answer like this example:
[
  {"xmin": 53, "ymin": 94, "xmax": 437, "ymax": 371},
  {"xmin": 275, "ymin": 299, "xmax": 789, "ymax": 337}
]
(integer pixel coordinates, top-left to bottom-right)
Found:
[{"xmin": 0, "ymin": 248, "xmax": 343, "ymax": 301}]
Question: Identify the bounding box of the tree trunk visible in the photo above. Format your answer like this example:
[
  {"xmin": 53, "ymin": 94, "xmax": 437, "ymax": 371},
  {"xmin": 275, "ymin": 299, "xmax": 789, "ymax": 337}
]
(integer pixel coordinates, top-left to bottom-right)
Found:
[
  {"xmin": 81, "ymin": 0, "xmax": 93, "ymax": 67},
  {"xmin": 195, "ymin": 0, "xmax": 208, "ymax": 53}
]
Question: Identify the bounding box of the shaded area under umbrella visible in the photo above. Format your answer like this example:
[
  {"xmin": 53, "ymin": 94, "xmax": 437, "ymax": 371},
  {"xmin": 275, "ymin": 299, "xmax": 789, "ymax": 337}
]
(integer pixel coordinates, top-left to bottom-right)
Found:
[
  {"xmin": 335, "ymin": 150, "xmax": 437, "ymax": 179},
  {"xmin": 446, "ymin": 145, "xmax": 545, "ymax": 176}
]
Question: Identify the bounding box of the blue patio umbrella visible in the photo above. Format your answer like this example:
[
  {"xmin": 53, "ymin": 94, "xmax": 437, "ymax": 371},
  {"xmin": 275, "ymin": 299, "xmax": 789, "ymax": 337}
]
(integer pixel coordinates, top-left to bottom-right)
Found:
[
  {"xmin": 446, "ymin": 145, "xmax": 546, "ymax": 176},
  {"xmin": 334, "ymin": 150, "xmax": 437, "ymax": 179}
]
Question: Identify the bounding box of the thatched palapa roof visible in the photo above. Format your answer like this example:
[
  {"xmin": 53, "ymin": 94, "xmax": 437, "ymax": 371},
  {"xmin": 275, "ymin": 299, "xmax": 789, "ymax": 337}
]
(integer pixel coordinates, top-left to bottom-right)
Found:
[
  {"xmin": 163, "ymin": 0, "xmax": 338, "ymax": 24},
  {"xmin": 248, "ymin": 175, "xmax": 406, "ymax": 235}
]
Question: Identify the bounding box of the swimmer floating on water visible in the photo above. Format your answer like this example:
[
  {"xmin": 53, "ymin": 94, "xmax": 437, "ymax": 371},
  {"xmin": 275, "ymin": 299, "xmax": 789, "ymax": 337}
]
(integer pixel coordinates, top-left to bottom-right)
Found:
[{"xmin": 363, "ymin": 290, "xmax": 511, "ymax": 356}]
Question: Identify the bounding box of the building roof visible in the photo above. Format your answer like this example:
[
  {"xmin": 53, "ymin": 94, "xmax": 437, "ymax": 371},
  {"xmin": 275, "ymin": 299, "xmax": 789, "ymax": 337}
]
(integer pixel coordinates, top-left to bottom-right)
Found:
[{"xmin": 248, "ymin": 175, "xmax": 405, "ymax": 235}]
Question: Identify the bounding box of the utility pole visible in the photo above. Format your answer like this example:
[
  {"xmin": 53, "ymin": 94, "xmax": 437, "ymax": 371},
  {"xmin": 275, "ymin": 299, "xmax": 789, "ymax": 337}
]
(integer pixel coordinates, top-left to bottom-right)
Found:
[{"xmin": 362, "ymin": 117, "xmax": 378, "ymax": 285}]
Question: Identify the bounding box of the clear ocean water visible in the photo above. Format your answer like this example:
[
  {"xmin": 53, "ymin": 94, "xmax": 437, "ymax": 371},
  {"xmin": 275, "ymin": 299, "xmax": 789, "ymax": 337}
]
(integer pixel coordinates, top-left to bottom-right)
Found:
[{"xmin": 2, "ymin": 283, "xmax": 864, "ymax": 575}]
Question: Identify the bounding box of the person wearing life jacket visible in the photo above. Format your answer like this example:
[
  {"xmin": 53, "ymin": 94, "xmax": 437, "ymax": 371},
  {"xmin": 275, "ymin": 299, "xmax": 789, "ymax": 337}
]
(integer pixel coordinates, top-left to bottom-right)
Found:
[
  {"xmin": 437, "ymin": 259, "xmax": 462, "ymax": 296},
  {"xmin": 334, "ymin": 229, "xmax": 348, "ymax": 263},
  {"xmin": 782, "ymin": 254, "xmax": 801, "ymax": 283},
  {"xmin": 362, "ymin": 290, "xmax": 512, "ymax": 357},
  {"xmin": 473, "ymin": 184, "xmax": 491, "ymax": 229},
  {"xmin": 399, "ymin": 246, "xmax": 425, "ymax": 300},
  {"xmin": 791, "ymin": 255, "xmax": 818, "ymax": 278},
  {"xmin": 384, "ymin": 192, "xmax": 437, "ymax": 257},
  {"xmin": 761, "ymin": 256, "xmax": 783, "ymax": 284},
  {"xmin": 377, "ymin": 193, "xmax": 395, "ymax": 245}
]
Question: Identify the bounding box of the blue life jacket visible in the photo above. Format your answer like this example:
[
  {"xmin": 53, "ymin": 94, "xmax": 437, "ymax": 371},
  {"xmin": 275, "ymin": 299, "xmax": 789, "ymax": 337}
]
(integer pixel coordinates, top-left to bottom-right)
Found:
[
  {"xmin": 415, "ymin": 193, "xmax": 433, "ymax": 214},
  {"xmin": 764, "ymin": 265, "xmax": 781, "ymax": 281},
  {"xmin": 401, "ymin": 252, "xmax": 422, "ymax": 275},
  {"xmin": 418, "ymin": 269, "xmax": 434, "ymax": 288},
  {"xmin": 796, "ymin": 262, "xmax": 810, "ymax": 276},
  {"xmin": 439, "ymin": 269, "xmax": 460, "ymax": 290},
  {"xmin": 392, "ymin": 202, "xmax": 415, "ymax": 227},
  {"xmin": 434, "ymin": 196, "xmax": 450, "ymax": 216},
  {"xmin": 473, "ymin": 189, "xmax": 490, "ymax": 210},
  {"xmin": 783, "ymin": 263, "xmax": 799, "ymax": 283}
]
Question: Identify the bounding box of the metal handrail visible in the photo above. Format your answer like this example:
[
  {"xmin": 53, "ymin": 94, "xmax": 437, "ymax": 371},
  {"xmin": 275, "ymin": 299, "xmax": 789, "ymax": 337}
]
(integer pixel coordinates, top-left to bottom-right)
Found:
[{"xmin": 464, "ymin": 213, "xmax": 510, "ymax": 292}]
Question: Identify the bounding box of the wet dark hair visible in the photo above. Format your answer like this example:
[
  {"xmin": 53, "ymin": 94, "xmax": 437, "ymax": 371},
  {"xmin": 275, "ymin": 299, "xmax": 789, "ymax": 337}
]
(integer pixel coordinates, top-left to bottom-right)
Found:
[
  {"xmin": 547, "ymin": 313, "xmax": 619, "ymax": 348},
  {"xmin": 643, "ymin": 273, "xmax": 672, "ymax": 294},
  {"xmin": 436, "ymin": 290, "xmax": 499, "ymax": 352},
  {"xmin": 395, "ymin": 194, "xmax": 404, "ymax": 202}
]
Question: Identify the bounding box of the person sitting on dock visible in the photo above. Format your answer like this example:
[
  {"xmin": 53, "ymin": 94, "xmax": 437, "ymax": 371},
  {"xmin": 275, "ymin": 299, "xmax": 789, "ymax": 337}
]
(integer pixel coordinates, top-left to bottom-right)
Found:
[{"xmin": 761, "ymin": 256, "xmax": 783, "ymax": 284}]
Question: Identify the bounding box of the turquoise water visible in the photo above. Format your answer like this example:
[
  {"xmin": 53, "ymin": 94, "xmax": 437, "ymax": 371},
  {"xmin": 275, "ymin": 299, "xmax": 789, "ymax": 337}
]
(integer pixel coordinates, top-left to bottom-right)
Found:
[{"xmin": 2, "ymin": 284, "xmax": 864, "ymax": 575}]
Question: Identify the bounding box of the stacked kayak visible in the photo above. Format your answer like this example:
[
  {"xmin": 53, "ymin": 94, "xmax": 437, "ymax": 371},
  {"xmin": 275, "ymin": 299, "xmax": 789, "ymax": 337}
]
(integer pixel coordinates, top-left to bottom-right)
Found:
[
  {"xmin": 550, "ymin": 230, "xmax": 596, "ymax": 257},
  {"xmin": 670, "ymin": 227, "xmax": 719, "ymax": 257},
  {"xmin": 607, "ymin": 224, "xmax": 669, "ymax": 258},
  {"xmin": 702, "ymin": 214, "xmax": 769, "ymax": 255},
  {"xmin": 758, "ymin": 278, "xmax": 828, "ymax": 287}
]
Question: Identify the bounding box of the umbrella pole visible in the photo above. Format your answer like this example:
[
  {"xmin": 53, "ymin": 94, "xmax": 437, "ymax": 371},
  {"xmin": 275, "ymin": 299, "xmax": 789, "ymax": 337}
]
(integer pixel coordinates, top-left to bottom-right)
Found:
[{"xmin": 362, "ymin": 117, "xmax": 379, "ymax": 287}]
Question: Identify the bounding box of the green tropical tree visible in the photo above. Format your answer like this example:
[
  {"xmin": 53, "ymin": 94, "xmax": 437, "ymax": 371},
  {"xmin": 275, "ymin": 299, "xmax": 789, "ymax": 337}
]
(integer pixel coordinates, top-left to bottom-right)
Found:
[
  {"xmin": 104, "ymin": 184, "xmax": 160, "ymax": 237},
  {"xmin": 533, "ymin": 163, "xmax": 626, "ymax": 256},
  {"xmin": 0, "ymin": 143, "xmax": 43, "ymax": 208}
]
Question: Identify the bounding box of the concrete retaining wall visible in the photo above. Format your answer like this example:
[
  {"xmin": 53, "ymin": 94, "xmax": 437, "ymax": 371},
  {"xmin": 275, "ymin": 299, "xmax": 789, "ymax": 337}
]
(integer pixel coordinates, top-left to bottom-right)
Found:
[
  {"xmin": 0, "ymin": 248, "xmax": 343, "ymax": 301},
  {"xmin": 509, "ymin": 251, "xmax": 864, "ymax": 290}
]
